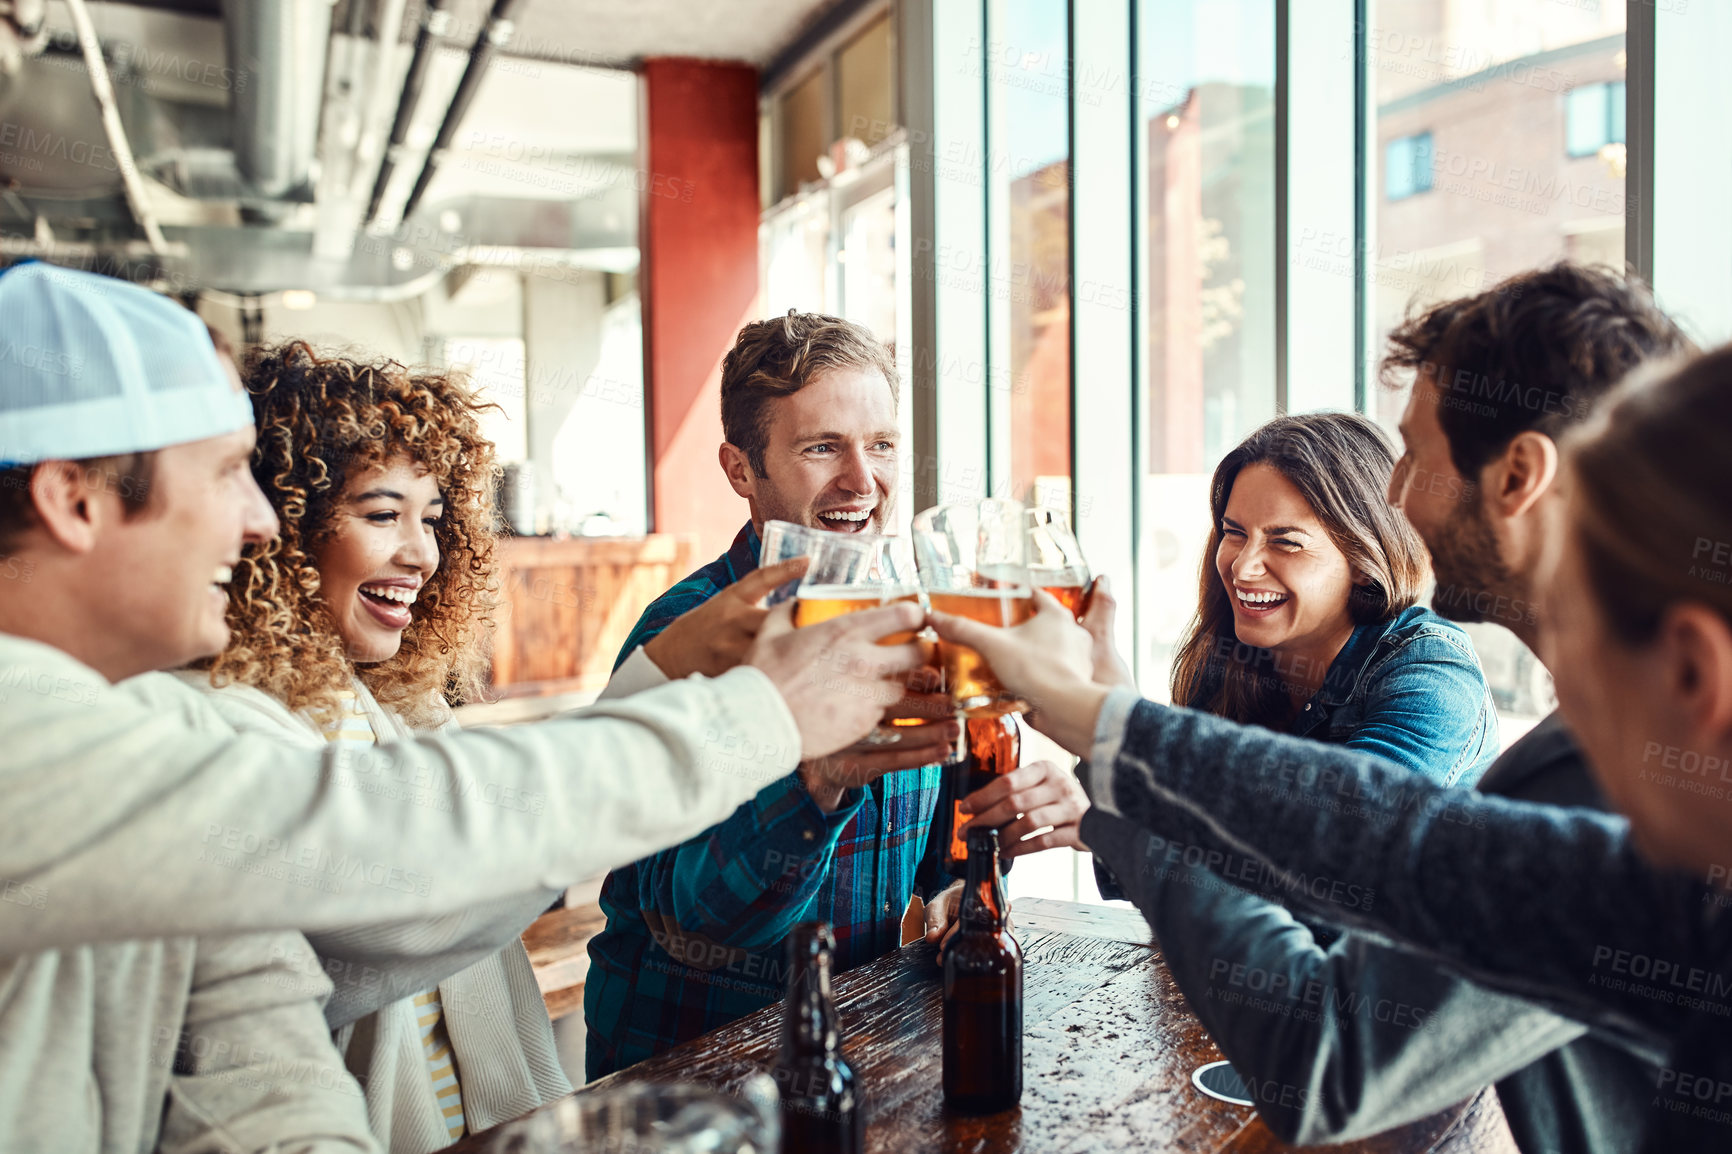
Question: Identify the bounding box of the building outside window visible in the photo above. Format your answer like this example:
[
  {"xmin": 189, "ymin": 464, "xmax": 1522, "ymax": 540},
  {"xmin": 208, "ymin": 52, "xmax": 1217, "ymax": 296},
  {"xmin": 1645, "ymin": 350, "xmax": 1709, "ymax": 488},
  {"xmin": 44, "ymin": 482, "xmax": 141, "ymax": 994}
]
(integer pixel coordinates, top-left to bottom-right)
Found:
[
  {"xmin": 1385, "ymin": 131, "xmax": 1434, "ymax": 200},
  {"xmin": 1565, "ymin": 80, "xmax": 1626, "ymax": 158}
]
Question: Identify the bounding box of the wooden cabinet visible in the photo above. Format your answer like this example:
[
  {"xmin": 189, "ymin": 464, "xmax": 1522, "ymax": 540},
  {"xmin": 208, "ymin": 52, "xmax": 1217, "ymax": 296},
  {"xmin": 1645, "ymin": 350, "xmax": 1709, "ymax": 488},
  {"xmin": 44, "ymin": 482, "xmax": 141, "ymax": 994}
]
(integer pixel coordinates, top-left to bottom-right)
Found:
[{"xmin": 487, "ymin": 534, "xmax": 698, "ymax": 699}]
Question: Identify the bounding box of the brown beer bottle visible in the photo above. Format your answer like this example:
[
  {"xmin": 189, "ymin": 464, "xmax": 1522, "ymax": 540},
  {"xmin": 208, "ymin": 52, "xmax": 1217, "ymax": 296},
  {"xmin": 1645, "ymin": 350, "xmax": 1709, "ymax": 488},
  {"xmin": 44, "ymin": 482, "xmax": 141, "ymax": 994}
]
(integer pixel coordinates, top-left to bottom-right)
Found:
[
  {"xmin": 772, "ymin": 922, "xmax": 864, "ymax": 1153},
  {"xmin": 942, "ymin": 827, "xmax": 1023, "ymax": 1114},
  {"xmin": 942, "ymin": 714, "xmax": 1020, "ymax": 875}
]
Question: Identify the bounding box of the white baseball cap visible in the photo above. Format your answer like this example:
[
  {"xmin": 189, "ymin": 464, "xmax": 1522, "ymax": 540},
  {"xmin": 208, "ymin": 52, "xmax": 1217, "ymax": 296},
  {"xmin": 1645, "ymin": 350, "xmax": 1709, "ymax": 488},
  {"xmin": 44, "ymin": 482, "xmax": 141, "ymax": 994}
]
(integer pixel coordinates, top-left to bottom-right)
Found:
[{"xmin": 0, "ymin": 262, "xmax": 254, "ymax": 467}]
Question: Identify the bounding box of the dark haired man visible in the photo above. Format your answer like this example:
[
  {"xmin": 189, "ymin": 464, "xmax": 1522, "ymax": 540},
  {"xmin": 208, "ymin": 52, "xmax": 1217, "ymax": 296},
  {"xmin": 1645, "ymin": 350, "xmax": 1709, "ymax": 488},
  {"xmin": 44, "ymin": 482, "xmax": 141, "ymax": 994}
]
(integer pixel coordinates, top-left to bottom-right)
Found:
[
  {"xmin": 968, "ymin": 264, "xmax": 1691, "ymax": 1153},
  {"xmin": 583, "ymin": 311, "xmax": 1090, "ymax": 1077}
]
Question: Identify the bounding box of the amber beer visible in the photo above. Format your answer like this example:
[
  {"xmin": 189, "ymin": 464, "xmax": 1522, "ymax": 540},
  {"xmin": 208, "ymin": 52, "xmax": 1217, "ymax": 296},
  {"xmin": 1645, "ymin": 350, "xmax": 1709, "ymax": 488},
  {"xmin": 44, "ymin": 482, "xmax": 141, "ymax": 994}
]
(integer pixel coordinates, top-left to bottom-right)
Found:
[
  {"xmin": 1035, "ymin": 571, "xmax": 1093, "ymax": 620},
  {"xmin": 943, "ymin": 827, "xmax": 1023, "ymax": 1114},
  {"xmin": 927, "ymin": 585, "xmax": 1034, "ymax": 716},
  {"xmin": 772, "ymin": 922, "xmax": 865, "ymax": 1153},
  {"xmin": 942, "ymin": 714, "xmax": 1020, "ymax": 875},
  {"xmin": 792, "ymin": 584, "xmax": 921, "ymax": 643}
]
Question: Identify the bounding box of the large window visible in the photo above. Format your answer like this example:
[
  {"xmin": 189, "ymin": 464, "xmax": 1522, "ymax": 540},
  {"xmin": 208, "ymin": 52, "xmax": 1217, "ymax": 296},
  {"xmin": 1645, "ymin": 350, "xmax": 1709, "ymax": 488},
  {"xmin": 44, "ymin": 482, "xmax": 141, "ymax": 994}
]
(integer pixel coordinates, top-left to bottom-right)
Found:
[
  {"xmin": 1369, "ymin": 0, "xmax": 1627, "ymax": 727},
  {"xmin": 1369, "ymin": 2, "xmax": 1628, "ymax": 432},
  {"xmin": 1135, "ymin": 0, "xmax": 1276, "ymax": 703},
  {"xmin": 988, "ymin": 0, "xmax": 1073, "ymax": 509},
  {"xmin": 892, "ymin": 0, "xmax": 1730, "ymax": 903}
]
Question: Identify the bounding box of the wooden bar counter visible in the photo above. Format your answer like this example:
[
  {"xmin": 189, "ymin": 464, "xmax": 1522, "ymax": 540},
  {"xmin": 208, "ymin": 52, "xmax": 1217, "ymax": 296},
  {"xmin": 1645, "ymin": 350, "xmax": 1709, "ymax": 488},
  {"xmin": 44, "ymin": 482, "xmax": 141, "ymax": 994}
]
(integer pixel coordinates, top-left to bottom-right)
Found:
[{"xmin": 457, "ymin": 897, "xmax": 1518, "ymax": 1153}]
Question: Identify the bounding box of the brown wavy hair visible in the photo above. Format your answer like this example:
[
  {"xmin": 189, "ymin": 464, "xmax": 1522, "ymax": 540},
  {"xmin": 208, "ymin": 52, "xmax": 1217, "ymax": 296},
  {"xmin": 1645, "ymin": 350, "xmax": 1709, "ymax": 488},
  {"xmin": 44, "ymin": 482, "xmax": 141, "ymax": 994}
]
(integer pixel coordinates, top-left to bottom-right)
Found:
[
  {"xmin": 720, "ymin": 310, "xmax": 898, "ymax": 477},
  {"xmin": 200, "ymin": 341, "xmax": 500, "ymax": 729},
  {"xmin": 1169, "ymin": 412, "xmax": 1429, "ymax": 728}
]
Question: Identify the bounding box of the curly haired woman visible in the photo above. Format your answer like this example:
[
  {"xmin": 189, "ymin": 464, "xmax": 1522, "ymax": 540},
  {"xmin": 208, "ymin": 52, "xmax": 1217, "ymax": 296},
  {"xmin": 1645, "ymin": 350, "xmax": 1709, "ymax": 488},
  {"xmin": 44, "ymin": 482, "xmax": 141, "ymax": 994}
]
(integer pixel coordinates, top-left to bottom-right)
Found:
[{"xmin": 152, "ymin": 341, "xmax": 568, "ymax": 1151}]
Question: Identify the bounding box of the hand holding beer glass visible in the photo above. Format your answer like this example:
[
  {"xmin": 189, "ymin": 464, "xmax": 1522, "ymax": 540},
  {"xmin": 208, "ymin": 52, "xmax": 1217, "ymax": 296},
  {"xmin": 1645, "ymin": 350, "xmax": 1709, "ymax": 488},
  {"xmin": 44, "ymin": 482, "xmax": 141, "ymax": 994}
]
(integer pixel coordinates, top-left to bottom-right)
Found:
[{"xmin": 766, "ymin": 523, "xmax": 951, "ymax": 755}]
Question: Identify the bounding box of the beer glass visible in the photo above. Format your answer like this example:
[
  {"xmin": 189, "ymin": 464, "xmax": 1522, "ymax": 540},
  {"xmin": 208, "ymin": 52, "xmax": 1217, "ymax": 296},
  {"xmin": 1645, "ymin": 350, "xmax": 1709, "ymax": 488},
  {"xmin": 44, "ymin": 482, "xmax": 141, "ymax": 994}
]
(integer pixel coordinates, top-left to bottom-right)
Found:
[
  {"xmin": 790, "ymin": 534, "xmax": 919, "ymax": 642},
  {"xmin": 792, "ymin": 535, "xmax": 938, "ymax": 744},
  {"xmin": 758, "ymin": 520, "xmax": 834, "ymax": 606},
  {"xmin": 913, "ymin": 499, "xmax": 1032, "ymax": 717},
  {"xmin": 1026, "ymin": 505, "xmax": 1093, "ymax": 620}
]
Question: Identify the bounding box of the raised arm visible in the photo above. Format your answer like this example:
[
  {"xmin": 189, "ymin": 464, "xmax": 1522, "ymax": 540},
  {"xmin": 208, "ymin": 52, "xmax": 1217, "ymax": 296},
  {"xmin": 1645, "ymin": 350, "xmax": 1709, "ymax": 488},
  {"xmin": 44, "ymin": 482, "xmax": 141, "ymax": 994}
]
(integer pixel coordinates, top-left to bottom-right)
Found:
[
  {"xmin": 0, "ymin": 603, "xmax": 920, "ymax": 951},
  {"xmin": 1088, "ymin": 626, "xmax": 1584, "ymax": 1144},
  {"xmin": 1089, "ymin": 810, "xmax": 1587, "ymax": 1143},
  {"xmin": 1087, "ymin": 691, "xmax": 1708, "ymax": 1052}
]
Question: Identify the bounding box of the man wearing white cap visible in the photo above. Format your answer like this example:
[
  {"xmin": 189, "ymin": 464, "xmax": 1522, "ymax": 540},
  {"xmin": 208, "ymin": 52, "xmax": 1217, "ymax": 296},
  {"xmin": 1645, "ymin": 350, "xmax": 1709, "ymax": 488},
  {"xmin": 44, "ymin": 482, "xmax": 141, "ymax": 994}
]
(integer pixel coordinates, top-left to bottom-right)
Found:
[{"xmin": 0, "ymin": 264, "xmax": 923, "ymax": 1145}]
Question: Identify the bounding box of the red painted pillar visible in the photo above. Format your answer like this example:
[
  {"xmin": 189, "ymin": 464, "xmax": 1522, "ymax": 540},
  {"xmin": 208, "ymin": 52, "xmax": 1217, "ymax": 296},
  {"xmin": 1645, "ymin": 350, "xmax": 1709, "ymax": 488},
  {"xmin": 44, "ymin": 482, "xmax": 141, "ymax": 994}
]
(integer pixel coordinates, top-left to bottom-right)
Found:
[{"xmin": 640, "ymin": 58, "xmax": 761, "ymax": 563}]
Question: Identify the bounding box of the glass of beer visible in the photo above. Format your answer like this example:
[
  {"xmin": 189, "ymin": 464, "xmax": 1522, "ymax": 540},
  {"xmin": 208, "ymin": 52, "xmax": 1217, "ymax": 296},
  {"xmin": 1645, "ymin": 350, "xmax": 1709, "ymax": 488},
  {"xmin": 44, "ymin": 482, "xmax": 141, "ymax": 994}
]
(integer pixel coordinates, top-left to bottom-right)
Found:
[
  {"xmin": 759, "ymin": 520, "xmax": 836, "ymax": 606},
  {"xmin": 913, "ymin": 500, "xmax": 1033, "ymax": 718},
  {"xmin": 1026, "ymin": 505, "xmax": 1093, "ymax": 620},
  {"xmin": 790, "ymin": 535, "xmax": 919, "ymax": 639}
]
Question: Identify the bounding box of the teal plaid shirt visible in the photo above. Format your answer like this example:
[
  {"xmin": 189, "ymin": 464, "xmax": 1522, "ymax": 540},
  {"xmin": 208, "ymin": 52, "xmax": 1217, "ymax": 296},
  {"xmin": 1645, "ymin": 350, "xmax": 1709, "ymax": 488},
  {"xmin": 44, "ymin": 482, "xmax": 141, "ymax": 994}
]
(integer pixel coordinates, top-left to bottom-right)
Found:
[{"xmin": 582, "ymin": 523, "xmax": 953, "ymax": 1078}]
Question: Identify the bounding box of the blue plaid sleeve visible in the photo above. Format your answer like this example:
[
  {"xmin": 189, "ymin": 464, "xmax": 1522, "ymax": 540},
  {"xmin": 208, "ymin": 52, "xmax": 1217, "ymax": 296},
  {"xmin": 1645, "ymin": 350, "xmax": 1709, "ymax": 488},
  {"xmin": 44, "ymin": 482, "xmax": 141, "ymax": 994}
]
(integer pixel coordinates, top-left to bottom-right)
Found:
[
  {"xmin": 609, "ymin": 552, "xmax": 872, "ymax": 950},
  {"xmin": 638, "ymin": 775, "xmax": 866, "ymax": 950},
  {"xmin": 611, "ymin": 578, "xmax": 712, "ymax": 673}
]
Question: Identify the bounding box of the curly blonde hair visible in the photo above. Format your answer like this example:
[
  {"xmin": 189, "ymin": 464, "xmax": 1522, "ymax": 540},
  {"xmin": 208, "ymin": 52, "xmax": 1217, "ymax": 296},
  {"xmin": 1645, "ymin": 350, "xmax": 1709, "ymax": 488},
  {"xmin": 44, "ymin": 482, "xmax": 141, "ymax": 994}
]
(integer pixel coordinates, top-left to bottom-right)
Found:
[{"xmin": 203, "ymin": 341, "xmax": 500, "ymax": 729}]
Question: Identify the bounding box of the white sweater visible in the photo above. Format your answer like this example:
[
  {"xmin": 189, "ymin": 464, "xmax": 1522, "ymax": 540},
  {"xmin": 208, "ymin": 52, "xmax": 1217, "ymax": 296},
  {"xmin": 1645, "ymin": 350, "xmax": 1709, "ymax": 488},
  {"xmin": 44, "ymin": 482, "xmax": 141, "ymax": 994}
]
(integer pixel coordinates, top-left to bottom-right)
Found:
[
  {"xmin": 0, "ymin": 929, "xmax": 378, "ymax": 1152},
  {"xmin": 0, "ymin": 631, "xmax": 802, "ymax": 953},
  {"xmin": 129, "ymin": 673, "xmax": 572, "ymax": 1154}
]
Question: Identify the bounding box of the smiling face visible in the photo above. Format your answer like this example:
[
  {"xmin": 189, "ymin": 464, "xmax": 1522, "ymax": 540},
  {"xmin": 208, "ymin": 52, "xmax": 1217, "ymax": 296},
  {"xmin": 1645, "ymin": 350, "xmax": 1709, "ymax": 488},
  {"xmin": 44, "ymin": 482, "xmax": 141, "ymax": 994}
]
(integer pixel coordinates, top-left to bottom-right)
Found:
[
  {"xmin": 94, "ymin": 428, "xmax": 279, "ymax": 677},
  {"xmin": 312, "ymin": 456, "xmax": 443, "ymax": 665},
  {"xmin": 1216, "ymin": 462, "xmax": 1362, "ymax": 661},
  {"xmin": 722, "ymin": 366, "xmax": 899, "ymax": 537}
]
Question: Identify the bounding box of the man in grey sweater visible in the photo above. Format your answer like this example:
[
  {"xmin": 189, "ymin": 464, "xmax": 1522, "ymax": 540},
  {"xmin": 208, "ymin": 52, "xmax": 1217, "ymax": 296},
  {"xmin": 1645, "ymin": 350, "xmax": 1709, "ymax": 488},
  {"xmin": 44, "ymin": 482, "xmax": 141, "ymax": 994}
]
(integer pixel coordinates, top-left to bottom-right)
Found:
[{"xmin": 0, "ymin": 267, "xmax": 920, "ymax": 1147}]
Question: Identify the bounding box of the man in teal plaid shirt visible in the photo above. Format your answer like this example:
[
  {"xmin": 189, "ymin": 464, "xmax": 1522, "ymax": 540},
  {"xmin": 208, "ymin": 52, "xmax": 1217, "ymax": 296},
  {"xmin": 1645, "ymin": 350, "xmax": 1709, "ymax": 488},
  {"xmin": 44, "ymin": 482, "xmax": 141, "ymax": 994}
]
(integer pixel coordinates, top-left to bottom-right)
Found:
[{"xmin": 582, "ymin": 312, "xmax": 965, "ymax": 1078}]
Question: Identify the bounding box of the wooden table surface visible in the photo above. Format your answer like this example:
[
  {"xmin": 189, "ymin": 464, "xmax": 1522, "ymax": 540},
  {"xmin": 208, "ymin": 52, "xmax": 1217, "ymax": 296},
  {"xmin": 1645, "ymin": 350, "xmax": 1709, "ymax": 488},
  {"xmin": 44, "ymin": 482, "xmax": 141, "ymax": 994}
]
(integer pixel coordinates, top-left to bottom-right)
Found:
[{"xmin": 455, "ymin": 897, "xmax": 1518, "ymax": 1153}]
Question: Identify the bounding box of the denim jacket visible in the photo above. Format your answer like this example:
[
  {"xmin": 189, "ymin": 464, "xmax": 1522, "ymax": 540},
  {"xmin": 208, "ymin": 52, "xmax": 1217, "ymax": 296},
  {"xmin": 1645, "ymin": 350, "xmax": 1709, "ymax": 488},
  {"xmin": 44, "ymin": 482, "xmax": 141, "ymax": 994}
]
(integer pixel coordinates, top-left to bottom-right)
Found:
[
  {"xmin": 1083, "ymin": 688, "xmax": 1732, "ymax": 1153},
  {"xmin": 1283, "ymin": 605, "xmax": 1497, "ymax": 788}
]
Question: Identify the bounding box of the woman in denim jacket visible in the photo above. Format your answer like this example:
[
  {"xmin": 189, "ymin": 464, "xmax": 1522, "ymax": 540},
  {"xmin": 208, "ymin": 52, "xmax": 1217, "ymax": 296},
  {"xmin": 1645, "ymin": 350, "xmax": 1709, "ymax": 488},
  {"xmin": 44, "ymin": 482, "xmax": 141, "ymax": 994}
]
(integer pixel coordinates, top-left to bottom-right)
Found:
[
  {"xmin": 1092, "ymin": 414, "xmax": 1551, "ymax": 1145},
  {"xmin": 1165, "ymin": 411, "xmax": 1497, "ymax": 787}
]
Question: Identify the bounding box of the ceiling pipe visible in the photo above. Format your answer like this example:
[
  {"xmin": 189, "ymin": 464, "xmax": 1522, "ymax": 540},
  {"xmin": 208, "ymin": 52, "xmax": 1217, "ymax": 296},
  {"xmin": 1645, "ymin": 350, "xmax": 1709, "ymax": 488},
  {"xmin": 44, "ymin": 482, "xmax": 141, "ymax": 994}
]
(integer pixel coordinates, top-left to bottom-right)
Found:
[
  {"xmin": 60, "ymin": 0, "xmax": 167, "ymax": 253},
  {"xmin": 221, "ymin": 0, "xmax": 333, "ymax": 201},
  {"xmin": 353, "ymin": 0, "xmax": 411, "ymax": 192},
  {"xmin": 397, "ymin": 0, "xmax": 529, "ymax": 222},
  {"xmin": 365, "ymin": 0, "xmax": 451, "ymax": 226}
]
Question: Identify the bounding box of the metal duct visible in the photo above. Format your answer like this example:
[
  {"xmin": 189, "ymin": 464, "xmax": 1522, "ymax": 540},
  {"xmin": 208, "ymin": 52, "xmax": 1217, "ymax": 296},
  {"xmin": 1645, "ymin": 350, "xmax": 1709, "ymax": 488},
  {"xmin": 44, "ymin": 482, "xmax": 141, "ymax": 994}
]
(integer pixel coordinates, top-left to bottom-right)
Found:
[{"xmin": 221, "ymin": 0, "xmax": 332, "ymax": 200}]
